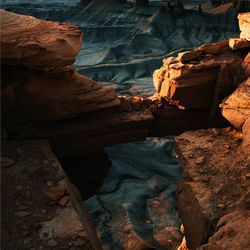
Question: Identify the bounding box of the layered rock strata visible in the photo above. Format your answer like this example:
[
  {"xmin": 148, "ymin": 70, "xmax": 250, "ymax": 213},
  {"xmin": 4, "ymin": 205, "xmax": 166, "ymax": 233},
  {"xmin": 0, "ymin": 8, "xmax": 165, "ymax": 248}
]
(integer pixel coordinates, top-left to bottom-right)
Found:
[
  {"xmin": 239, "ymin": 12, "xmax": 250, "ymax": 39},
  {"xmin": 3, "ymin": 10, "xmax": 248, "ymax": 158},
  {"xmin": 1, "ymin": 10, "xmax": 120, "ymax": 123},
  {"xmin": 153, "ymin": 38, "xmax": 248, "ymax": 118}
]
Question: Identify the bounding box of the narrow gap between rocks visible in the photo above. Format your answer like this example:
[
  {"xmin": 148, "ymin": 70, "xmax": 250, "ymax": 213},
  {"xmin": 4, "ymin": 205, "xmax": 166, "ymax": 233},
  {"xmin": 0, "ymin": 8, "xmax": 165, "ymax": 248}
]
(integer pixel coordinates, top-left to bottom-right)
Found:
[{"xmin": 54, "ymin": 137, "xmax": 184, "ymax": 250}]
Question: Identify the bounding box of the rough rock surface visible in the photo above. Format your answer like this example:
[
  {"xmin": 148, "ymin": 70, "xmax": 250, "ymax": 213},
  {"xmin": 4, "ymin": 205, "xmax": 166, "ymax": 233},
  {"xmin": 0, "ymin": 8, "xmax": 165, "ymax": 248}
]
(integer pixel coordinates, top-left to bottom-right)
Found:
[
  {"xmin": 175, "ymin": 128, "xmax": 250, "ymax": 250},
  {"xmin": 153, "ymin": 12, "xmax": 250, "ymax": 116},
  {"xmin": 0, "ymin": 9, "xmax": 82, "ymax": 69},
  {"xmin": 242, "ymin": 52, "xmax": 250, "ymax": 77},
  {"xmin": 3, "ymin": 70, "xmax": 120, "ymax": 123},
  {"xmin": 1, "ymin": 10, "xmax": 120, "ymax": 123},
  {"xmin": 6, "ymin": 109, "xmax": 153, "ymax": 157},
  {"xmin": 238, "ymin": 12, "xmax": 250, "ymax": 39},
  {"xmin": 1, "ymin": 140, "xmax": 95, "ymax": 250},
  {"xmin": 153, "ymin": 39, "xmax": 247, "ymax": 113},
  {"xmin": 221, "ymin": 78, "xmax": 250, "ymax": 129}
]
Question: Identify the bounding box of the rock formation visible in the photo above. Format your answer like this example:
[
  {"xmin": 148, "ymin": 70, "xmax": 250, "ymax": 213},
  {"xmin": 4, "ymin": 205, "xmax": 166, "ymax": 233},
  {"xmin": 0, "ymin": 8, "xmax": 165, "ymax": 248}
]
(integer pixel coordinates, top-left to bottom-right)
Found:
[
  {"xmin": 239, "ymin": 12, "xmax": 250, "ymax": 39},
  {"xmin": 173, "ymin": 12, "xmax": 250, "ymax": 250},
  {"xmin": 175, "ymin": 128, "xmax": 250, "ymax": 250},
  {"xmin": 153, "ymin": 38, "xmax": 247, "ymax": 116},
  {"xmin": 1, "ymin": 8, "xmax": 250, "ymax": 250},
  {"xmin": 1, "ymin": 10, "xmax": 120, "ymax": 124}
]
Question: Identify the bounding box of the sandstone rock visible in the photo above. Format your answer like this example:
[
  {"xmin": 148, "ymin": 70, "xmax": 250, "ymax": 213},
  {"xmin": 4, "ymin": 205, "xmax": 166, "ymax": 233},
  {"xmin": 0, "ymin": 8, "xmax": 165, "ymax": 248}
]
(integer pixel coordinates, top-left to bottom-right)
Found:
[
  {"xmin": 3, "ymin": 71, "xmax": 120, "ymax": 123},
  {"xmin": 244, "ymin": 52, "xmax": 250, "ymax": 63},
  {"xmin": 153, "ymin": 42, "xmax": 244, "ymax": 111},
  {"xmin": 238, "ymin": 12, "xmax": 250, "ymax": 40},
  {"xmin": 177, "ymin": 50, "xmax": 201, "ymax": 63},
  {"xmin": 153, "ymin": 68, "xmax": 166, "ymax": 92},
  {"xmin": 242, "ymin": 118, "xmax": 250, "ymax": 156},
  {"xmin": 221, "ymin": 78, "xmax": 250, "ymax": 129},
  {"xmin": 229, "ymin": 38, "xmax": 250, "ymax": 50},
  {"xmin": 175, "ymin": 129, "xmax": 250, "ymax": 250},
  {"xmin": 195, "ymin": 39, "xmax": 229, "ymax": 54},
  {"xmin": 6, "ymin": 109, "xmax": 153, "ymax": 157},
  {"xmin": 40, "ymin": 208, "xmax": 86, "ymax": 239},
  {"xmin": 118, "ymin": 97, "xmax": 133, "ymax": 112},
  {"xmin": 242, "ymin": 52, "xmax": 250, "ymax": 78},
  {"xmin": 0, "ymin": 10, "xmax": 82, "ymax": 70},
  {"xmin": 199, "ymin": 211, "xmax": 250, "ymax": 250},
  {"xmin": 177, "ymin": 181, "xmax": 212, "ymax": 249},
  {"xmin": 1, "ymin": 10, "xmax": 120, "ymax": 124}
]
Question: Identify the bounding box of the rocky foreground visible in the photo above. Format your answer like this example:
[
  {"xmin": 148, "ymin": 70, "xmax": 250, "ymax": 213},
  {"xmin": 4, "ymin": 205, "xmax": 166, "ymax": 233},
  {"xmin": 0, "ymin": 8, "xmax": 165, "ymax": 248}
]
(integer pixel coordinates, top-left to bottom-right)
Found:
[{"xmin": 1, "ymin": 9, "xmax": 250, "ymax": 250}]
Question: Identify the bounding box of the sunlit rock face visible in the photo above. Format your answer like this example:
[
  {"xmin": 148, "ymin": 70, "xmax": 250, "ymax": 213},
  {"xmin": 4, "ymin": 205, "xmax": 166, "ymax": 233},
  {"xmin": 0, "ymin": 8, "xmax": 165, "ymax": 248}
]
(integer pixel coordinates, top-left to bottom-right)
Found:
[
  {"xmin": 239, "ymin": 12, "xmax": 250, "ymax": 39},
  {"xmin": 1, "ymin": 0, "xmax": 242, "ymax": 95},
  {"xmin": 152, "ymin": 37, "xmax": 249, "ymax": 122}
]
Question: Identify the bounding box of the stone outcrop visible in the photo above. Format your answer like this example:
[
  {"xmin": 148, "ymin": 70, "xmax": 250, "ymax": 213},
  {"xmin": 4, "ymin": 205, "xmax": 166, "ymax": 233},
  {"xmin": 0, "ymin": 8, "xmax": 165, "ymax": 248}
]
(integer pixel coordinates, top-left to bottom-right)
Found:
[
  {"xmin": 221, "ymin": 78, "xmax": 250, "ymax": 129},
  {"xmin": 1, "ymin": 10, "xmax": 120, "ymax": 123},
  {"xmin": 6, "ymin": 109, "xmax": 153, "ymax": 157},
  {"xmin": 242, "ymin": 52, "xmax": 250, "ymax": 77},
  {"xmin": 153, "ymin": 39, "xmax": 247, "ymax": 116},
  {"xmin": 238, "ymin": 12, "xmax": 250, "ymax": 39},
  {"xmin": 0, "ymin": 10, "xmax": 82, "ymax": 70},
  {"xmin": 175, "ymin": 128, "xmax": 250, "ymax": 250},
  {"xmin": 220, "ymin": 77, "xmax": 250, "ymax": 156}
]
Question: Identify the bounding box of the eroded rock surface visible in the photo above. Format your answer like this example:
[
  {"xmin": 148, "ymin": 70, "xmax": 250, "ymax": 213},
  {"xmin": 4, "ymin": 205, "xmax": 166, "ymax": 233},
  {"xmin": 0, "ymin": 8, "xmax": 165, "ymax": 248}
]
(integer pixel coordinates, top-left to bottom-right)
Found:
[
  {"xmin": 221, "ymin": 78, "xmax": 250, "ymax": 129},
  {"xmin": 1, "ymin": 10, "xmax": 120, "ymax": 123},
  {"xmin": 1, "ymin": 140, "xmax": 94, "ymax": 250},
  {"xmin": 239, "ymin": 12, "xmax": 250, "ymax": 39},
  {"xmin": 175, "ymin": 128, "xmax": 250, "ymax": 250},
  {"xmin": 153, "ymin": 39, "xmax": 247, "ymax": 114}
]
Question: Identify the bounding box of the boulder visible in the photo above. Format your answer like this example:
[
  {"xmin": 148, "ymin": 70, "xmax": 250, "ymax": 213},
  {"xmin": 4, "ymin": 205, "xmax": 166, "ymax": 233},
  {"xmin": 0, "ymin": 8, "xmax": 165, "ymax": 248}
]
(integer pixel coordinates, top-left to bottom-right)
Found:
[
  {"xmin": 242, "ymin": 52, "xmax": 250, "ymax": 78},
  {"xmin": 0, "ymin": 10, "xmax": 82, "ymax": 70},
  {"xmin": 153, "ymin": 48, "xmax": 244, "ymax": 111}
]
